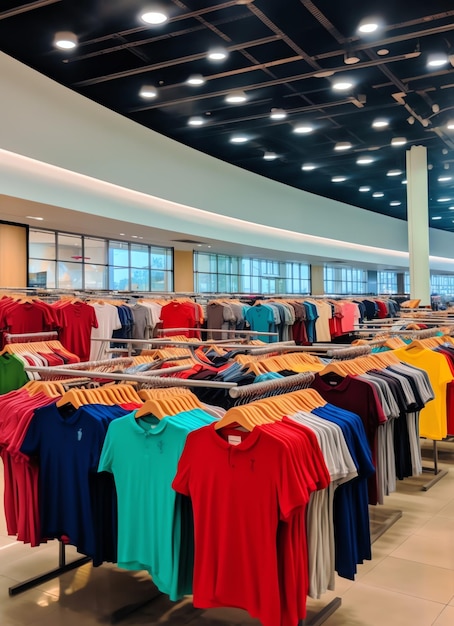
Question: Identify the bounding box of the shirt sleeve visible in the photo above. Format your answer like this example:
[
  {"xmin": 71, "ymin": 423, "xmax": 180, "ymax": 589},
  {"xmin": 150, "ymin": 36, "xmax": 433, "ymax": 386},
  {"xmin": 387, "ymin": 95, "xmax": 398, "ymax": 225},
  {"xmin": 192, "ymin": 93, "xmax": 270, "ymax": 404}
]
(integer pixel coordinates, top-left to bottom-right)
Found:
[
  {"xmin": 277, "ymin": 445, "xmax": 310, "ymax": 521},
  {"xmin": 172, "ymin": 435, "xmax": 194, "ymax": 496},
  {"xmin": 19, "ymin": 410, "xmax": 42, "ymax": 458},
  {"xmin": 97, "ymin": 425, "xmax": 114, "ymax": 473}
]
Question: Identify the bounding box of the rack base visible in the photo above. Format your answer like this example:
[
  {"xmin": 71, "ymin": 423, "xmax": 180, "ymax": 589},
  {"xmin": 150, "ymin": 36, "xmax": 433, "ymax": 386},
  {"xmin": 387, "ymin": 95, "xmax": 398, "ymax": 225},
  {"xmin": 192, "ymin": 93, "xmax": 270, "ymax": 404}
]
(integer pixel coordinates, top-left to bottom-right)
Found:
[
  {"xmin": 301, "ymin": 597, "xmax": 342, "ymax": 626},
  {"xmin": 9, "ymin": 552, "xmax": 91, "ymax": 596}
]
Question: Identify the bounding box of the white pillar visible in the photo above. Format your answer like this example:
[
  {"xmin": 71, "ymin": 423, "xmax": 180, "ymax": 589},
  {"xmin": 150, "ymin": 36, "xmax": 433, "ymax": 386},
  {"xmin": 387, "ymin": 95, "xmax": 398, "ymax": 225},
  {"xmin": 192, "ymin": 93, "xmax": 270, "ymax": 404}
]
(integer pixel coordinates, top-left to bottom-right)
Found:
[{"xmin": 406, "ymin": 145, "xmax": 431, "ymax": 305}]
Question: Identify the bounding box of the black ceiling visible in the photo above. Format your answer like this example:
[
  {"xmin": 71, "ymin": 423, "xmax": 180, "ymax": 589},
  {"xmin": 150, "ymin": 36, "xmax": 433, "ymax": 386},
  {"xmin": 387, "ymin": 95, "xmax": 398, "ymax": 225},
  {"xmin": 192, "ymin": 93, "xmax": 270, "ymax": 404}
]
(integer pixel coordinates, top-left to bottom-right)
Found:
[{"xmin": 1, "ymin": 0, "xmax": 454, "ymax": 230}]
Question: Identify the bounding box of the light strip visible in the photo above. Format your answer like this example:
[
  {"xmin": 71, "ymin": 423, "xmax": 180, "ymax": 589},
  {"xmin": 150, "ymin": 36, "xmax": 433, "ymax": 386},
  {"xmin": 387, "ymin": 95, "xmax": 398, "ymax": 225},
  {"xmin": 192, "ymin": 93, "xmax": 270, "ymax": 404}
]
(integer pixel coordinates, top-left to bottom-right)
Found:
[{"xmin": 1, "ymin": 148, "xmax": 454, "ymax": 268}]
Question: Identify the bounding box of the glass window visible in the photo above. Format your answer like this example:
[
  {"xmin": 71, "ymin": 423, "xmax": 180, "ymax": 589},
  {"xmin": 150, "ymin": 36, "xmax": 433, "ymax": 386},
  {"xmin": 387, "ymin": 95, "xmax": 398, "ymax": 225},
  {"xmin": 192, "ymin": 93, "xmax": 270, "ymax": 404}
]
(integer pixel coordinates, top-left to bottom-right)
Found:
[
  {"xmin": 29, "ymin": 229, "xmax": 56, "ymax": 260},
  {"xmin": 196, "ymin": 273, "xmax": 218, "ymax": 293},
  {"xmin": 28, "ymin": 259, "xmax": 56, "ymax": 288},
  {"xmin": 58, "ymin": 261, "xmax": 83, "ymax": 289},
  {"xmin": 109, "ymin": 241, "xmax": 129, "ymax": 267},
  {"xmin": 151, "ymin": 270, "xmax": 172, "ymax": 292},
  {"xmin": 151, "ymin": 248, "xmax": 172, "ymax": 271},
  {"xmin": 378, "ymin": 271, "xmax": 398, "ymax": 294},
  {"xmin": 324, "ymin": 265, "xmax": 367, "ymax": 295},
  {"xmin": 109, "ymin": 267, "xmax": 130, "ymax": 291},
  {"xmin": 58, "ymin": 234, "xmax": 83, "ymax": 263},
  {"xmin": 84, "ymin": 238, "xmax": 107, "ymax": 265},
  {"xmin": 218, "ymin": 274, "xmax": 228, "ymax": 293},
  {"xmin": 196, "ymin": 253, "xmax": 217, "ymax": 273},
  {"xmin": 131, "ymin": 244, "xmax": 149, "ymax": 268},
  {"xmin": 193, "ymin": 251, "xmax": 310, "ymax": 295},
  {"xmin": 131, "ymin": 268, "xmax": 150, "ymax": 291},
  {"xmin": 29, "ymin": 229, "xmax": 173, "ymax": 293},
  {"xmin": 241, "ymin": 259, "xmax": 251, "ymax": 274},
  {"xmin": 240, "ymin": 275, "xmax": 251, "ymax": 292},
  {"xmin": 84, "ymin": 265, "xmax": 108, "ymax": 290}
]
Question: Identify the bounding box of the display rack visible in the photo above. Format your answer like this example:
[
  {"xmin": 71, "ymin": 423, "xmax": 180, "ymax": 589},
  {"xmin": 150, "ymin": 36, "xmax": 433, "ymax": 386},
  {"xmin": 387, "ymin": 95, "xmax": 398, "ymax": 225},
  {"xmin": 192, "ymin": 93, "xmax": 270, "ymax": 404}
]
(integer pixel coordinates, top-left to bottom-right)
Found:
[{"xmin": 8, "ymin": 540, "xmax": 91, "ymax": 596}]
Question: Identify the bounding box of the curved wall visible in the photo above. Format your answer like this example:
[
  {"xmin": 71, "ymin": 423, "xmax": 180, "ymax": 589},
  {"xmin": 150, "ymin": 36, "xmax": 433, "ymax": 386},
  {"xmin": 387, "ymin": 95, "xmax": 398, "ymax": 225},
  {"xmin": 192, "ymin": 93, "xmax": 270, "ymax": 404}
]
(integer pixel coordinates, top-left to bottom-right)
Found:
[{"xmin": 0, "ymin": 51, "xmax": 453, "ymax": 271}]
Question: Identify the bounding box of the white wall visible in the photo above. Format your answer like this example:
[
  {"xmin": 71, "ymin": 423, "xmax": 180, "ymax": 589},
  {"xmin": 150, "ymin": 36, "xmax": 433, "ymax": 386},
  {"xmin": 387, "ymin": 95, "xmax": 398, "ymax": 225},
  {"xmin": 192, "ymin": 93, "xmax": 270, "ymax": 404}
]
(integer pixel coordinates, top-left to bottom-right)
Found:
[{"xmin": 0, "ymin": 51, "xmax": 453, "ymax": 271}]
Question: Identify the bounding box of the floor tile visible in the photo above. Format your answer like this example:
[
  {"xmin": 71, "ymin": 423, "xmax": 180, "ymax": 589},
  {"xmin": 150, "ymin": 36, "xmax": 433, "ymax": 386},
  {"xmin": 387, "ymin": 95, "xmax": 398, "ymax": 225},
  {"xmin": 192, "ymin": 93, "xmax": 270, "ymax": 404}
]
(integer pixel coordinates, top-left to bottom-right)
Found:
[
  {"xmin": 360, "ymin": 556, "xmax": 454, "ymax": 603},
  {"xmin": 322, "ymin": 583, "xmax": 445, "ymax": 626},
  {"xmin": 391, "ymin": 531, "xmax": 454, "ymax": 570},
  {"xmin": 0, "ymin": 575, "xmax": 59, "ymax": 625},
  {"xmin": 414, "ymin": 515, "xmax": 454, "ymax": 539},
  {"xmin": 438, "ymin": 499, "xmax": 454, "ymax": 519},
  {"xmin": 433, "ymin": 605, "xmax": 454, "ymax": 625}
]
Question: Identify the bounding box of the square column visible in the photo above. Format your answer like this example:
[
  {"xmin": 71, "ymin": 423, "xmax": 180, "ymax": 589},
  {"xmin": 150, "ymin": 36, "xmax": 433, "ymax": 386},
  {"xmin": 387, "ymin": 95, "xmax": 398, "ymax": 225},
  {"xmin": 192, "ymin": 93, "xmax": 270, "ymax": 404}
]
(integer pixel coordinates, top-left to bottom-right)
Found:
[{"xmin": 406, "ymin": 145, "xmax": 431, "ymax": 305}]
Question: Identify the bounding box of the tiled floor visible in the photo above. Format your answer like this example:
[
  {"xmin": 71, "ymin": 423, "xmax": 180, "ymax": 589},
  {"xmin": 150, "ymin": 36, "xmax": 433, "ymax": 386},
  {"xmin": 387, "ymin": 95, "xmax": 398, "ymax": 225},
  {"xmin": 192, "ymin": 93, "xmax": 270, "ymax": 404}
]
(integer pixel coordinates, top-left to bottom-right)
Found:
[{"xmin": 1, "ymin": 441, "xmax": 453, "ymax": 626}]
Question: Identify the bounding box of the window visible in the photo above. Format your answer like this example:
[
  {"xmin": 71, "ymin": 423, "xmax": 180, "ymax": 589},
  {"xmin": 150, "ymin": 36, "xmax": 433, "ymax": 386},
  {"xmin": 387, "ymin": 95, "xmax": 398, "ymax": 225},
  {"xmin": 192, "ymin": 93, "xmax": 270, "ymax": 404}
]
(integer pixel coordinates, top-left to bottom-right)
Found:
[
  {"xmin": 28, "ymin": 228, "xmax": 173, "ymax": 291},
  {"xmin": 109, "ymin": 241, "xmax": 129, "ymax": 267},
  {"xmin": 431, "ymin": 275, "xmax": 454, "ymax": 298},
  {"xmin": 194, "ymin": 252, "xmax": 310, "ymax": 294},
  {"xmin": 58, "ymin": 261, "xmax": 82, "ymax": 290},
  {"xmin": 324, "ymin": 265, "xmax": 368, "ymax": 295},
  {"xmin": 29, "ymin": 229, "xmax": 55, "ymax": 260},
  {"xmin": 57, "ymin": 233, "xmax": 83, "ymax": 263},
  {"xmin": 377, "ymin": 271, "xmax": 398, "ymax": 294}
]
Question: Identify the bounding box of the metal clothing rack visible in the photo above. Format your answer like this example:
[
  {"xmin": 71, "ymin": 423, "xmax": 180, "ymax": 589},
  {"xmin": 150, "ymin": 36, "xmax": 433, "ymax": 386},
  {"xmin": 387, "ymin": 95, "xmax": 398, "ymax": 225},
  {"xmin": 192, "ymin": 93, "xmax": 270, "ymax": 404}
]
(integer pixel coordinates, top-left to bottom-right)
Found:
[
  {"xmin": 421, "ymin": 440, "xmax": 449, "ymax": 491},
  {"xmin": 8, "ymin": 540, "xmax": 91, "ymax": 597},
  {"xmin": 24, "ymin": 365, "xmax": 237, "ymax": 388},
  {"xmin": 229, "ymin": 371, "xmax": 316, "ymax": 401}
]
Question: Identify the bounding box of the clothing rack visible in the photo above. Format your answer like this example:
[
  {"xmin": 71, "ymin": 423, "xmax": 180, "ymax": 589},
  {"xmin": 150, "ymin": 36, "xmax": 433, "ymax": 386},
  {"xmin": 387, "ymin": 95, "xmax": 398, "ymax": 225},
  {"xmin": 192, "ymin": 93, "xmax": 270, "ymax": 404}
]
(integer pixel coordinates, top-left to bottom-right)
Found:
[
  {"xmin": 3, "ymin": 331, "xmax": 59, "ymax": 344},
  {"xmin": 24, "ymin": 365, "xmax": 239, "ymax": 388},
  {"xmin": 229, "ymin": 372, "xmax": 316, "ymax": 399},
  {"xmin": 8, "ymin": 540, "xmax": 91, "ymax": 597},
  {"xmin": 156, "ymin": 327, "xmax": 279, "ymax": 339}
]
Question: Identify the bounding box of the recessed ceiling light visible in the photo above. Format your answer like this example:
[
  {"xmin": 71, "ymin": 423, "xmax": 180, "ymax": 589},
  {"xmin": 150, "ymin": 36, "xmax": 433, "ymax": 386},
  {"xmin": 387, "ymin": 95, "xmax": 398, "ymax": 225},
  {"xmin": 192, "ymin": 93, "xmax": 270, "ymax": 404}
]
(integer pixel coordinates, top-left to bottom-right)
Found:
[
  {"xmin": 432, "ymin": 216, "xmax": 442, "ymax": 220},
  {"xmin": 131, "ymin": 235, "xmax": 138, "ymax": 238},
  {"xmin": 263, "ymin": 151, "xmax": 278, "ymax": 161},
  {"xmin": 402, "ymin": 179, "xmax": 407, "ymax": 185},
  {"xmin": 390, "ymin": 201, "xmax": 402, "ymax": 206},
  {"xmin": 270, "ymin": 108, "xmax": 287, "ymax": 120},
  {"xmin": 387, "ymin": 169, "xmax": 403, "ymax": 176},
  {"xmin": 26, "ymin": 215, "xmax": 44, "ymax": 221},
  {"xmin": 140, "ymin": 10, "xmax": 168, "ymax": 25},
  {"xmin": 447, "ymin": 120, "xmax": 454, "ymax": 130},
  {"xmin": 372, "ymin": 118, "xmax": 389, "ymax": 128},
  {"xmin": 427, "ymin": 53, "xmax": 448, "ymax": 68},
  {"xmin": 377, "ymin": 48, "xmax": 389, "ymax": 56},
  {"xmin": 332, "ymin": 80, "xmax": 354, "ymax": 91},
  {"xmin": 391, "ymin": 137, "xmax": 407, "ymax": 147},
  {"xmin": 302, "ymin": 163, "xmax": 317, "ymax": 171},
  {"xmin": 438, "ymin": 176, "xmax": 453, "ymax": 182},
  {"xmin": 358, "ymin": 18, "xmax": 380, "ymax": 34},
  {"xmin": 359, "ymin": 186, "xmax": 371, "ymax": 192},
  {"xmin": 334, "ymin": 142, "xmax": 352, "ymax": 151},
  {"xmin": 294, "ymin": 124, "xmax": 314, "ymax": 134},
  {"xmin": 119, "ymin": 233, "xmax": 125, "ymax": 236},
  {"xmin": 225, "ymin": 90, "xmax": 248, "ymax": 104},
  {"xmin": 208, "ymin": 47, "xmax": 228, "ymax": 61},
  {"xmin": 53, "ymin": 31, "xmax": 78, "ymax": 50},
  {"xmin": 357, "ymin": 156, "xmax": 374, "ymax": 165},
  {"xmin": 230, "ymin": 135, "xmax": 249, "ymax": 144},
  {"xmin": 373, "ymin": 191, "xmax": 384, "ymax": 198},
  {"xmin": 187, "ymin": 74, "xmax": 205, "ymax": 86},
  {"xmin": 332, "ymin": 176, "xmax": 347, "ymax": 182},
  {"xmin": 344, "ymin": 51, "xmax": 360, "ymax": 65},
  {"xmin": 314, "ymin": 70, "xmax": 336, "ymax": 78},
  {"xmin": 188, "ymin": 116, "xmax": 205, "ymax": 126},
  {"xmin": 437, "ymin": 197, "xmax": 452, "ymax": 202},
  {"xmin": 139, "ymin": 85, "xmax": 158, "ymax": 99}
]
